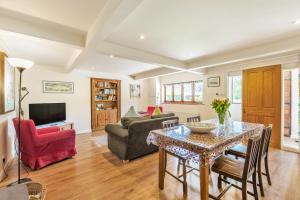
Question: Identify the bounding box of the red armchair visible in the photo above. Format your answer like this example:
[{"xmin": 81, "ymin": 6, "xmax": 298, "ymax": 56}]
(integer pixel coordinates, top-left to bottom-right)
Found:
[
  {"xmin": 12, "ymin": 118, "xmax": 77, "ymax": 170},
  {"xmin": 146, "ymin": 106, "xmax": 163, "ymax": 116}
]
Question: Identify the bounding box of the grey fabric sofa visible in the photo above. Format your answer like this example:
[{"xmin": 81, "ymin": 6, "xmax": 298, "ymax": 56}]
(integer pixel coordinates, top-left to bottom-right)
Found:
[{"xmin": 105, "ymin": 115, "xmax": 178, "ymax": 161}]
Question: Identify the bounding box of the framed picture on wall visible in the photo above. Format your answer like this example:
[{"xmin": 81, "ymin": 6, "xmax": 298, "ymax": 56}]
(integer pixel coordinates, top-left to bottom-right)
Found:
[
  {"xmin": 207, "ymin": 76, "xmax": 220, "ymax": 87},
  {"xmin": 130, "ymin": 84, "xmax": 141, "ymax": 97},
  {"xmin": 0, "ymin": 53, "xmax": 15, "ymax": 114},
  {"xmin": 43, "ymin": 81, "xmax": 74, "ymax": 94}
]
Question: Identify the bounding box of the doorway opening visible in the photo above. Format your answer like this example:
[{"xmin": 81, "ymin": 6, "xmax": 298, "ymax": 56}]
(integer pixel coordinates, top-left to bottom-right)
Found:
[{"xmin": 282, "ymin": 68, "xmax": 300, "ymax": 152}]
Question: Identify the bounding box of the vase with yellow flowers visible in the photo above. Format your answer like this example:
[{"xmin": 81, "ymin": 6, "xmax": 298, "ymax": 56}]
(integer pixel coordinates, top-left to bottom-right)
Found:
[{"xmin": 211, "ymin": 98, "xmax": 231, "ymax": 125}]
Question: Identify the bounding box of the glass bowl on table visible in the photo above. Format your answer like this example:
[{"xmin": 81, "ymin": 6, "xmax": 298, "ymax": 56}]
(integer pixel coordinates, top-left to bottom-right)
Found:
[{"xmin": 184, "ymin": 122, "xmax": 217, "ymax": 133}]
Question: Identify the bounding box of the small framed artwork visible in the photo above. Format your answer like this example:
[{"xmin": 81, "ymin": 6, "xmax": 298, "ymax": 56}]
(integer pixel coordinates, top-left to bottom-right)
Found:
[
  {"xmin": 43, "ymin": 81, "xmax": 74, "ymax": 94},
  {"xmin": 130, "ymin": 84, "xmax": 141, "ymax": 97},
  {"xmin": 0, "ymin": 54, "xmax": 15, "ymax": 114},
  {"xmin": 207, "ymin": 76, "xmax": 220, "ymax": 87}
]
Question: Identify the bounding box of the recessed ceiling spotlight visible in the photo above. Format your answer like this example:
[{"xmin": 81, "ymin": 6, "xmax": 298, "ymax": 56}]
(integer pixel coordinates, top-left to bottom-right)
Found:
[
  {"xmin": 139, "ymin": 35, "xmax": 145, "ymax": 40},
  {"xmin": 292, "ymin": 19, "xmax": 300, "ymax": 24},
  {"xmin": 109, "ymin": 54, "xmax": 114, "ymax": 58}
]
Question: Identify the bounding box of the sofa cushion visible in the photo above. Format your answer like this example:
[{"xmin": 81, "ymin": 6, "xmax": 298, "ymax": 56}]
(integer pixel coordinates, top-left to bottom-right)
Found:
[
  {"xmin": 124, "ymin": 106, "xmax": 140, "ymax": 117},
  {"xmin": 152, "ymin": 106, "xmax": 162, "ymax": 116},
  {"xmin": 105, "ymin": 124, "xmax": 129, "ymax": 142},
  {"xmin": 151, "ymin": 112, "xmax": 175, "ymax": 119},
  {"xmin": 121, "ymin": 116, "xmax": 150, "ymax": 128},
  {"xmin": 147, "ymin": 106, "xmax": 163, "ymax": 116}
]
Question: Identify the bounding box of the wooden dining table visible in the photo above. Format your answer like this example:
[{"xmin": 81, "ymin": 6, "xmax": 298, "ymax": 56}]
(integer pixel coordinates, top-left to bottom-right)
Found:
[{"xmin": 147, "ymin": 119, "xmax": 264, "ymax": 200}]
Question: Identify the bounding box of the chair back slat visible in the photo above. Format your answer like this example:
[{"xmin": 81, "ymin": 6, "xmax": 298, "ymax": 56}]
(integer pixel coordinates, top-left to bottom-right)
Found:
[
  {"xmin": 162, "ymin": 119, "xmax": 179, "ymax": 129},
  {"xmin": 261, "ymin": 125, "xmax": 272, "ymax": 158},
  {"xmin": 187, "ymin": 116, "xmax": 201, "ymax": 123},
  {"xmin": 243, "ymin": 135, "xmax": 262, "ymax": 179}
]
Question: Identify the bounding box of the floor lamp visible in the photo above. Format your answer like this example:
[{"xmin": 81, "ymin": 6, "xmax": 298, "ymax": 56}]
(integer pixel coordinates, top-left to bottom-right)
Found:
[{"xmin": 7, "ymin": 58, "xmax": 34, "ymax": 185}]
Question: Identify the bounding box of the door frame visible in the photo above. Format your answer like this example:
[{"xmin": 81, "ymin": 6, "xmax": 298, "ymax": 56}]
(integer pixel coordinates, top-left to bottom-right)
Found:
[{"xmin": 281, "ymin": 68, "xmax": 300, "ymax": 153}]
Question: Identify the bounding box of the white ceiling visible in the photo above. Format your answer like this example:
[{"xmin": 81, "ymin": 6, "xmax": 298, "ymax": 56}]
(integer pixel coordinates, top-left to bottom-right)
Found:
[
  {"xmin": 76, "ymin": 52, "xmax": 159, "ymax": 75},
  {"xmin": 107, "ymin": 0, "xmax": 300, "ymax": 61},
  {"xmin": 0, "ymin": 0, "xmax": 300, "ymax": 78},
  {"xmin": 0, "ymin": 31, "xmax": 80, "ymax": 68},
  {"xmin": 0, "ymin": 0, "xmax": 108, "ymax": 31}
]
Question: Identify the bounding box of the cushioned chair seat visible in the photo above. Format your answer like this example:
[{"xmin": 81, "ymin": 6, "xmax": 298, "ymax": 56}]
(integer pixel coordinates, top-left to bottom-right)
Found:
[
  {"xmin": 226, "ymin": 144, "xmax": 247, "ymax": 158},
  {"xmin": 212, "ymin": 155, "xmax": 245, "ymax": 179}
]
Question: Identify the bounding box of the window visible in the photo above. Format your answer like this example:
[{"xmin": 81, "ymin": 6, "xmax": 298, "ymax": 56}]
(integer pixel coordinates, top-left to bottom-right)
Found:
[
  {"xmin": 228, "ymin": 75, "xmax": 242, "ymax": 103},
  {"xmin": 194, "ymin": 81, "xmax": 204, "ymax": 102},
  {"xmin": 162, "ymin": 80, "xmax": 203, "ymax": 104},
  {"xmin": 174, "ymin": 84, "xmax": 182, "ymax": 101},
  {"xmin": 183, "ymin": 83, "xmax": 192, "ymax": 101},
  {"xmin": 165, "ymin": 85, "xmax": 173, "ymax": 101}
]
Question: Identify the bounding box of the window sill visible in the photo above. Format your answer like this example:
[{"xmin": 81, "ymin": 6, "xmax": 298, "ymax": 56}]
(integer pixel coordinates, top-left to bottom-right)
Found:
[{"xmin": 162, "ymin": 102, "xmax": 205, "ymax": 105}]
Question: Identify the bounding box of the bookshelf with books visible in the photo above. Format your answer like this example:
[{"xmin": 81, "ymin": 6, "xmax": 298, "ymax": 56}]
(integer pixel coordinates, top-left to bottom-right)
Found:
[{"xmin": 91, "ymin": 78, "xmax": 121, "ymax": 131}]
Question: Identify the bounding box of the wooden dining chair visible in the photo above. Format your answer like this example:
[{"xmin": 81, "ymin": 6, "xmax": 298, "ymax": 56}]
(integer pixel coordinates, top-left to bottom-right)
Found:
[
  {"xmin": 162, "ymin": 119, "xmax": 189, "ymax": 196},
  {"xmin": 187, "ymin": 115, "xmax": 201, "ymax": 123},
  {"xmin": 182, "ymin": 115, "xmax": 201, "ymax": 170},
  {"xmin": 211, "ymin": 135, "xmax": 262, "ymax": 200},
  {"xmin": 162, "ymin": 119, "xmax": 179, "ymax": 129},
  {"xmin": 226, "ymin": 126, "xmax": 272, "ymax": 196}
]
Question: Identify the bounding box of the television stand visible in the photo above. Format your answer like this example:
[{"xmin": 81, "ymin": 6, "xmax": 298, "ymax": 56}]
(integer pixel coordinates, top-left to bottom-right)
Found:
[{"xmin": 36, "ymin": 121, "xmax": 74, "ymax": 131}]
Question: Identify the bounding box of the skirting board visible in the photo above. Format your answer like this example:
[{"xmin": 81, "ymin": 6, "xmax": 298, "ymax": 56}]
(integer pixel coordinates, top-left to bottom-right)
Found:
[
  {"xmin": 0, "ymin": 157, "xmax": 13, "ymax": 182},
  {"xmin": 281, "ymin": 146, "xmax": 300, "ymax": 154},
  {"xmin": 77, "ymin": 129, "xmax": 92, "ymax": 134}
]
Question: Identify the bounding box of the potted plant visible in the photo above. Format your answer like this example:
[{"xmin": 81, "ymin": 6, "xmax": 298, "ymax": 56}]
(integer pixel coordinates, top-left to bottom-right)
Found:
[{"xmin": 211, "ymin": 98, "xmax": 231, "ymax": 125}]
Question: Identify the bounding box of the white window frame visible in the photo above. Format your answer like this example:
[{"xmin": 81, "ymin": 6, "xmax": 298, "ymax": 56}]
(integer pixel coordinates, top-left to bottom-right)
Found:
[
  {"xmin": 162, "ymin": 80, "xmax": 204, "ymax": 104},
  {"xmin": 228, "ymin": 73, "xmax": 242, "ymax": 104}
]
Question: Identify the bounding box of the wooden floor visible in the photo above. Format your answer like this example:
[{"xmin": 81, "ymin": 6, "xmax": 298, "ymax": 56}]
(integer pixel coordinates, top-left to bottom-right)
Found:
[{"xmin": 1, "ymin": 132, "xmax": 300, "ymax": 200}]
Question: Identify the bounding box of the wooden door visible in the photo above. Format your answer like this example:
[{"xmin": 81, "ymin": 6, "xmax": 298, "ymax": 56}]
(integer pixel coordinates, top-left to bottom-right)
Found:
[
  {"xmin": 96, "ymin": 111, "xmax": 106, "ymax": 130},
  {"xmin": 243, "ymin": 65, "xmax": 281, "ymax": 148},
  {"xmin": 109, "ymin": 109, "xmax": 118, "ymax": 123},
  {"xmin": 105, "ymin": 109, "xmax": 118, "ymax": 124},
  {"xmin": 105, "ymin": 110, "xmax": 110, "ymax": 125}
]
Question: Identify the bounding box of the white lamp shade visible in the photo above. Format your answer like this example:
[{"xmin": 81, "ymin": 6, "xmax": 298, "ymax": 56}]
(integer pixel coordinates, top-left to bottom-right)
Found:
[{"xmin": 7, "ymin": 58, "xmax": 34, "ymax": 69}]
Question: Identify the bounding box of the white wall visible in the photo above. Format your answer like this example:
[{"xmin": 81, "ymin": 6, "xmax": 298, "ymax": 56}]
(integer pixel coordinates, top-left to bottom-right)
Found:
[
  {"xmin": 22, "ymin": 66, "xmax": 149, "ymax": 133},
  {"xmin": 0, "ymin": 111, "xmax": 16, "ymax": 181}
]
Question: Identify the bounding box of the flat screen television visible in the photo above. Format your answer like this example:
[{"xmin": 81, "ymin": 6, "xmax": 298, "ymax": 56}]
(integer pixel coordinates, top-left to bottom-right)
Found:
[{"xmin": 29, "ymin": 103, "xmax": 66, "ymax": 125}]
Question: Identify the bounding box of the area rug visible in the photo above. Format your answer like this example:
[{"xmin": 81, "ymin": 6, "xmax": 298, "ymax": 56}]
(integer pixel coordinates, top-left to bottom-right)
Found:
[{"xmin": 92, "ymin": 134, "xmax": 108, "ymax": 147}]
